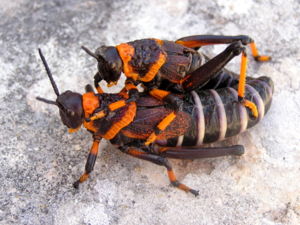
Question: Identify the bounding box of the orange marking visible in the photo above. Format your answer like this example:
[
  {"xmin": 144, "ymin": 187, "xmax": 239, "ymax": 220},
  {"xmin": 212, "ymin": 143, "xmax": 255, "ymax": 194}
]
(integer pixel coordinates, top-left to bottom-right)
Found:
[
  {"xmin": 79, "ymin": 173, "xmax": 89, "ymax": 183},
  {"xmin": 145, "ymin": 112, "xmax": 176, "ymax": 146},
  {"xmin": 82, "ymin": 92, "xmax": 100, "ymax": 118},
  {"xmin": 167, "ymin": 170, "xmax": 177, "ymax": 182},
  {"xmin": 238, "ymin": 52, "xmax": 248, "ymax": 98},
  {"xmin": 116, "ymin": 43, "xmax": 139, "ymax": 80},
  {"xmin": 108, "ymin": 100, "xmax": 126, "ymax": 111},
  {"xmin": 90, "ymin": 111, "xmax": 106, "ymax": 121},
  {"xmin": 82, "ymin": 92, "xmax": 100, "ymax": 132},
  {"xmin": 90, "ymin": 140, "xmax": 100, "ymax": 155},
  {"xmin": 149, "ymin": 89, "xmax": 170, "ymax": 100},
  {"xmin": 139, "ymin": 52, "xmax": 166, "ymax": 82},
  {"xmin": 243, "ymin": 100, "xmax": 258, "ymax": 118},
  {"xmin": 103, "ymin": 102, "xmax": 137, "ymax": 140},
  {"xmin": 157, "ymin": 112, "xmax": 176, "ymax": 130}
]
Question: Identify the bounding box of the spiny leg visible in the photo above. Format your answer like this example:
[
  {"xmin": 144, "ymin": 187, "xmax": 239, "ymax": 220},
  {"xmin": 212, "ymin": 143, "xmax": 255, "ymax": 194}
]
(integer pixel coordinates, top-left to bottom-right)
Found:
[
  {"xmin": 120, "ymin": 147, "xmax": 199, "ymax": 196},
  {"xmin": 175, "ymin": 34, "xmax": 271, "ymax": 61},
  {"xmin": 144, "ymin": 89, "xmax": 181, "ymax": 146},
  {"xmin": 73, "ymin": 136, "xmax": 101, "ymax": 188}
]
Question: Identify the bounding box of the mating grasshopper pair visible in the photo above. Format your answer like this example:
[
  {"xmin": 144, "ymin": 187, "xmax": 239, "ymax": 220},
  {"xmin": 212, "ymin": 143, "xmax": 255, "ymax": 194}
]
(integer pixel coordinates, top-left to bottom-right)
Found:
[{"xmin": 37, "ymin": 35, "xmax": 273, "ymax": 195}]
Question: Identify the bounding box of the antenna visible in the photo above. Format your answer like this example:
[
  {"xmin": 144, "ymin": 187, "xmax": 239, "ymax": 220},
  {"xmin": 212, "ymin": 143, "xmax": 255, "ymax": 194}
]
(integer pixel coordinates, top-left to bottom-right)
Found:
[
  {"xmin": 81, "ymin": 46, "xmax": 98, "ymax": 60},
  {"xmin": 38, "ymin": 48, "xmax": 60, "ymax": 96},
  {"xmin": 36, "ymin": 97, "xmax": 58, "ymax": 105}
]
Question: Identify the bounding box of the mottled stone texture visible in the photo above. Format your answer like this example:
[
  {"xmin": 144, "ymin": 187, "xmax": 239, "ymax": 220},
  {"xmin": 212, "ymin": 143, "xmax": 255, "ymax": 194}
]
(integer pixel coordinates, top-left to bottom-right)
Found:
[{"xmin": 0, "ymin": 0, "xmax": 299, "ymax": 224}]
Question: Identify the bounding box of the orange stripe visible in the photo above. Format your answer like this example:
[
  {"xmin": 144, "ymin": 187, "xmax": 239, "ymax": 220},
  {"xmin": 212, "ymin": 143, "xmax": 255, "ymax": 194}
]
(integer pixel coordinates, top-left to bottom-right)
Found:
[
  {"xmin": 139, "ymin": 52, "xmax": 166, "ymax": 82},
  {"xmin": 157, "ymin": 112, "xmax": 176, "ymax": 130},
  {"xmin": 82, "ymin": 92, "xmax": 100, "ymax": 133},
  {"xmin": 149, "ymin": 89, "xmax": 170, "ymax": 100},
  {"xmin": 103, "ymin": 102, "xmax": 137, "ymax": 140},
  {"xmin": 82, "ymin": 92, "xmax": 100, "ymax": 118},
  {"xmin": 116, "ymin": 43, "xmax": 139, "ymax": 80},
  {"xmin": 108, "ymin": 100, "xmax": 126, "ymax": 111},
  {"xmin": 90, "ymin": 111, "xmax": 106, "ymax": 121}
]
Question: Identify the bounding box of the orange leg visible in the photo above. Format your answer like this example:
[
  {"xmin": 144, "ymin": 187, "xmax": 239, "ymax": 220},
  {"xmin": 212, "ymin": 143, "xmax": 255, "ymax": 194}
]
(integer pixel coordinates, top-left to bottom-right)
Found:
[
  {"xmin": 73, "ymin": 136, "xmax": 101, "ymax": 188},
  {"xmin": 120, "ymin": 147, "xmax": 199, "ymax": 196},
  {"xmin": 249, "ymin": 42, "xmax": 271, "ymax": 62},
  {"xmin": 145, "ymin": 89, "xmax": 180, "ymax": 146},
  {"xmin": 238, "ymin": 51, "xmax": 258, "ymax": 117}
]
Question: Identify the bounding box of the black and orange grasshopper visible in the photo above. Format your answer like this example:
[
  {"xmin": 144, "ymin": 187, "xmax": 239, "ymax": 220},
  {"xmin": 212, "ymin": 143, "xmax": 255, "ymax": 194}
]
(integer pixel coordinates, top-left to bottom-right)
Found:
[{"xmin": 37, "ymin": 48, "xmax": 273, "ymax": 196}]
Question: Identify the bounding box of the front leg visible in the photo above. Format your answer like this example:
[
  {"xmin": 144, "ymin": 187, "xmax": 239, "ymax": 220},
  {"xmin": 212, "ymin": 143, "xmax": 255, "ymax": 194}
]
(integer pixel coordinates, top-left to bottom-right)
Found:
[
  {"xmin": 120, "ymin": 146, "xmax": 199, "ymax": 196},
  {"xmin": 73, "ymin": 136, "xmax": 101, "ymax": 188}
]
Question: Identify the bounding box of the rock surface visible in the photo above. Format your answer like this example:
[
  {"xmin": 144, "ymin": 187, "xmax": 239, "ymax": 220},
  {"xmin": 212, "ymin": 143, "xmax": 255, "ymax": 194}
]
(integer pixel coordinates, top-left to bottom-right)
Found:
[{"xmin": 0, "ymin": 0, "xmax": 299, "ymax": 224}]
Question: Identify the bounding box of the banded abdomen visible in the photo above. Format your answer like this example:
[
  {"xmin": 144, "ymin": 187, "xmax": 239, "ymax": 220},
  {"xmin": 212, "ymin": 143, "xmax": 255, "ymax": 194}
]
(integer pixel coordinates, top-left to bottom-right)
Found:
[{"xmin": 166, "ymin": 76, "xmax": 274, "ymax": 147}]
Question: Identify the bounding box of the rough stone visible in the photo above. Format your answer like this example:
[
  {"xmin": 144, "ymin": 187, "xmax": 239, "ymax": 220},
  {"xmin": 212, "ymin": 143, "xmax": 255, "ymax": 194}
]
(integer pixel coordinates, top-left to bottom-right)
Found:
[{"xmin": 0, "ymin": 0, "xmax": 299, "ymax": 224}]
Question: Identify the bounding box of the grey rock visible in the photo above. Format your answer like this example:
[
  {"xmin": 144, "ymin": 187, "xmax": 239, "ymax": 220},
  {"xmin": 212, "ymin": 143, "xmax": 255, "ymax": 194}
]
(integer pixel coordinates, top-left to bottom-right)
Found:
[{"xmin": 0, "ymin": 0, "xmax": 299, "ymax": 224}]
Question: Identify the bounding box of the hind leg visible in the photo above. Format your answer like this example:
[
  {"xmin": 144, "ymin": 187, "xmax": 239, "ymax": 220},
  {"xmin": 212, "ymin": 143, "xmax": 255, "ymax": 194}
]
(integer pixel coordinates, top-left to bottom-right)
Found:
[{"xmin": 176, "ymin": 34, "xmax": 271, "ymax": 61}]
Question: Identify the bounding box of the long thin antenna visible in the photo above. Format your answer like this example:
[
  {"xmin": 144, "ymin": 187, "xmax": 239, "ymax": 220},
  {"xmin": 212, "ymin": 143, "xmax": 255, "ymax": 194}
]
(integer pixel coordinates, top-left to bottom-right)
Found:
[
  {"xmin": 81, "ymin": 46, "xmax": 98, "ymax": 60},
  {"xmin": 38, "ymin": 48, "xmax": 60, "ymax": 96},
  {"xmin": 36, "ymin": 97, "xmax": 58, "ymax": 105}
]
